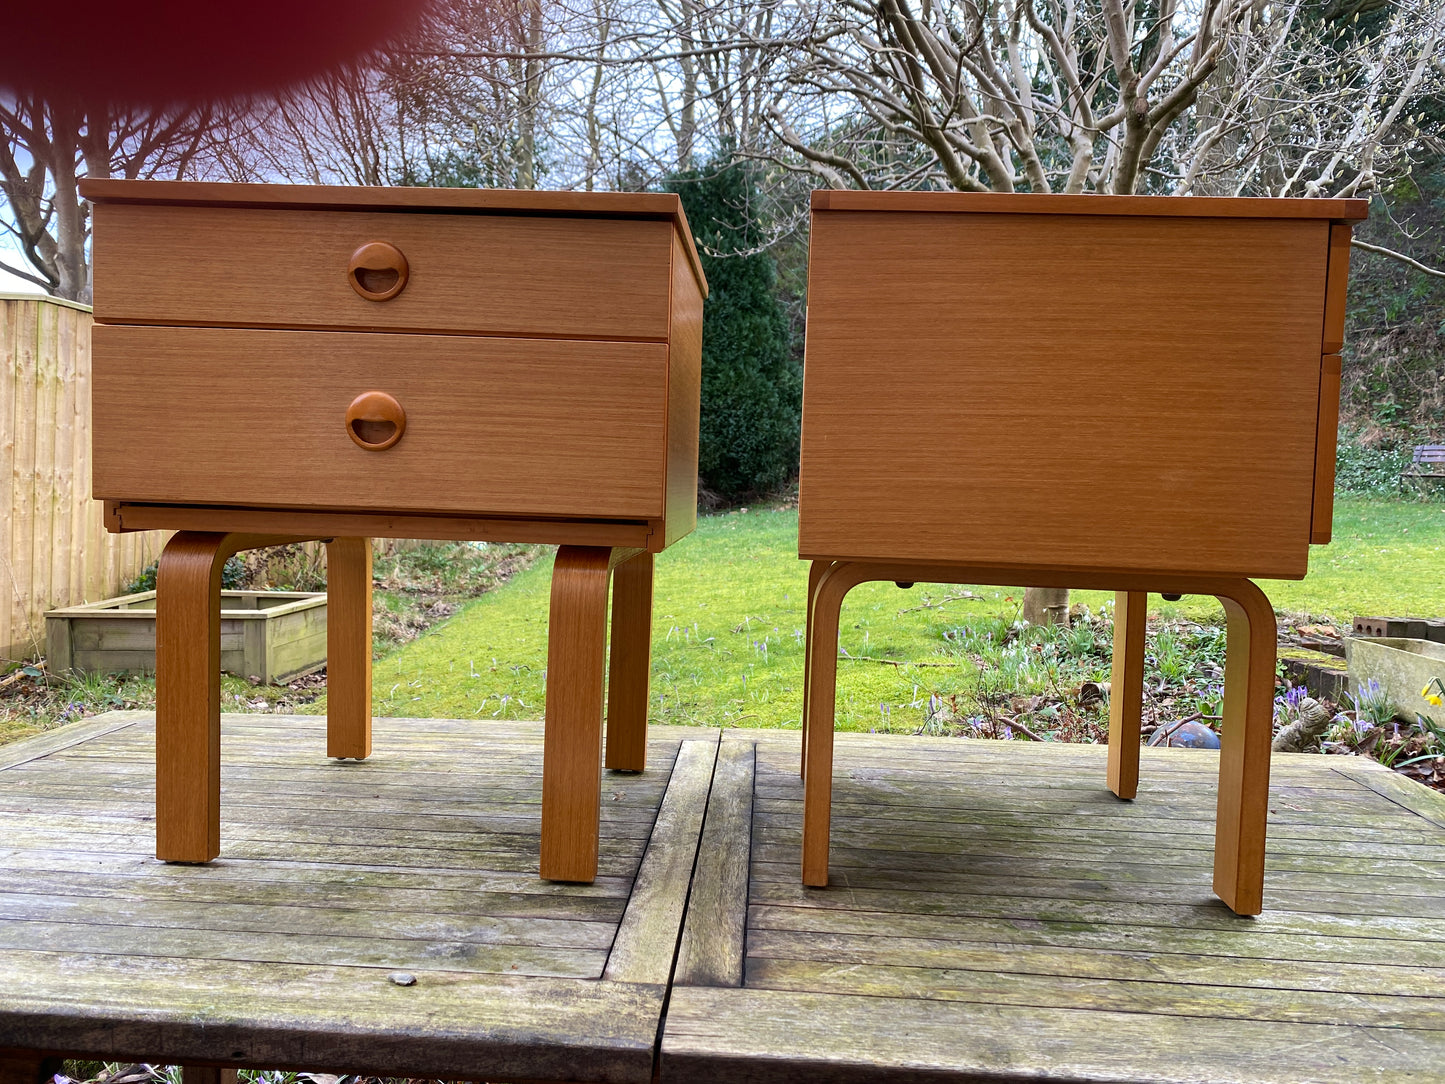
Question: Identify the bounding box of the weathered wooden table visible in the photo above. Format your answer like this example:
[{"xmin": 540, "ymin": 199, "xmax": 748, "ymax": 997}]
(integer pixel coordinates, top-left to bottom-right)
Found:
[
  {"xmin": 4, "ymin": 717, "xmax": 1441, "ymax": 1082},
  {"xmin": 797, "ymin": 191, "xmax": 1369, "ymax": 914},
  {"xmin": 79, "ymin": 180, "xmax": 707, "ymax": 883}
]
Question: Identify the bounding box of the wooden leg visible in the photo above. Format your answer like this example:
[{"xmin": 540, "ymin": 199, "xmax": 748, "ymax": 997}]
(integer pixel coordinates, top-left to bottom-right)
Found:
[
  {"xmin": 325, "ymin": 537, "xmax": 373, "ymax": 760},
  {"xmin": 803, "ymin": 563, "xmax": 855, "ymax": 888},
  {"xmin": 540, "ymin": 546, "xmax": 615, "ymax": 882},
  {"xmin": 1213, "ymin": 581, "xmax": 1278, "ymax": 916},
  {"xmin": 604, "ymin": 551, "xmax": 653, "ymax": 772},
  {"xmin": 1106, "ymin": 590, "xmax": 1147, "ymax": 800},
  {"xmin": 801, "ymin": 560, "xmax": 832, "ymax": 779},
  {"xmin": 156, "ymin": 531, "xmax": 232, "ymax": 863},
  {"xmin": 0, "ymin": 1053, "xmax": 61, "ymax": 1084}
]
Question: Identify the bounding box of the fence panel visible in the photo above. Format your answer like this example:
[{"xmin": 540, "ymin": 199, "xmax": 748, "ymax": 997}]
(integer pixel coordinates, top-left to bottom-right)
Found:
[{"xmin": 2, "ymin": 296, "xmax": 168, "ymax": 667}]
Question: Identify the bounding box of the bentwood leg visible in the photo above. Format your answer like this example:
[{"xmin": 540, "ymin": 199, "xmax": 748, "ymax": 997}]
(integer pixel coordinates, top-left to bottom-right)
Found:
[
  {"xmin": 156, "ymin": 531, "xmax": 318, "ymax": 863},
  {"xmin": 155, "ymin": 532, "xmax": 233, "ymax": 863},
  {"xmin": 0, "ymin": 1052, "xmax": 61, "ymax": 1084},
  {"xmin": 541, "ymin": 546, "xmax": 615, "ymax": 882},
  {"xmin": 605, "ymin": 551, "xmax": 653, "ymax": 772},
  {"xmin": 801, "ymin": 560, "xmax": 832, "ymax": 779},
  {"xmin": 325, "ymin": 537, "xmax": 373, "ymax": 760},
  {"xmin": 802, "ymin": 563, "xmax": 852, "ymax": 887},
  {"xmin": 1106, "ymin": 590, "xmax": 1148, "ymax": 800},
  {"xmin": 1212, "ymin": 581, "xmax": 1278, "ymax": 916}
]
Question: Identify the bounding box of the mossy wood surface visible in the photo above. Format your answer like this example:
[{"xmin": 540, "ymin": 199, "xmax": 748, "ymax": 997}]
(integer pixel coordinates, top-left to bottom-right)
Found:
[
  {"xmin": 0, "ymin": 713, "xmax": 714, "ymax": 1081},
  {"xmin": 3, "ymin": 715, "xmax": 1443, "ymax": 1081},
  {"xmin": 661, "ymin": 731, "xmax": 1445, "ymax": 1083}
]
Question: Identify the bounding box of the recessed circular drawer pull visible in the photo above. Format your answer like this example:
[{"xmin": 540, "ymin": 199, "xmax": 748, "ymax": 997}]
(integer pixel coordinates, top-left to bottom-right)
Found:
[
  {"xmin": 345, "ymin": 391, "xmax": 407, "ymax": 450},
  {"xmin": 348, "ymin": 241, "xmax": 409, "ymax": 301}
]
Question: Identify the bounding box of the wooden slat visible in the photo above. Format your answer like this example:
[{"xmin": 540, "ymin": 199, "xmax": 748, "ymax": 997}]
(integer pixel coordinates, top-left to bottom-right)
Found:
[
  {"xmin": 0, "ymin": 951, "xmax": 664, "ymax": 1082},
  {"xmin": 605, "ymin": 738, "xmax": 718, "ymax": 984},
  {"xmin": 746, "ymin": 901, "xmax": 1445, "ymax": 968},
  {"xmin": 1333, "ymin": 761, "xmax": 1445, "ymax": 830},
  {"xmin": 675, "ymin": 739, "xmax": 755, "ymax": 987},
  {"xmin": 742, "ymin": 956, "xmax": 1445, "ymax": 1029},
  {"xmin": 0, "ymin": 711, "xmax": 151, "ymax": 770},
  {"xmin": 660, "ymin": 986, "xmax": 1435, "ymax": 1084}
]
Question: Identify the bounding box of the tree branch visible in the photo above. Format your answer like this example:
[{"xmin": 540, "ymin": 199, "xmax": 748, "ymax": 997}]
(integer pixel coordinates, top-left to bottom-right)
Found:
[{"xmin": 1352, "ymin": 238, "xmax": 1445, "ymax": 280}]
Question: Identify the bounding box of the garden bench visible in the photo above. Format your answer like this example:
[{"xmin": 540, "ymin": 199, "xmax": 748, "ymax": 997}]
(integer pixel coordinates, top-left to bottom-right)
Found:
[
  {"xmin": 1401, "ymin": 444, "xmax": 1445, "ymax": 492},
  {"xmin": 80, "ymin": 179, "xmax": 706, "ymax": 884},
  {"xmin": 797, "ymin": 190, "xmax": 1368, "ymax": 916}
]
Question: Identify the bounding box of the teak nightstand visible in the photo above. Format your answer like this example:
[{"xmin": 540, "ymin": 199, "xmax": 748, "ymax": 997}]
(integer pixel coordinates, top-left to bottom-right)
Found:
[
  {"xmin": 81, "ymin": 180, "xmax": 707, "ymax": 883},
  {"xmin": 798, "ymin": 191, "xmax": 1368, "ymax": 915}
]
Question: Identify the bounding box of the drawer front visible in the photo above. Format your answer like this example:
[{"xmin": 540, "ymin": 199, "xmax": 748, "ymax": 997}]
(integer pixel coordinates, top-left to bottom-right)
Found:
[
  {"xmin": 91, "ymin": 204, "xmax": 674, "ymax": 341},
  {"xmin": 93, "ymin": 326, "xmax": 667, "ymax": 520},
  {"xmin": 799, "ymin": 212, "xmax": 1331, "ymax": 579}
]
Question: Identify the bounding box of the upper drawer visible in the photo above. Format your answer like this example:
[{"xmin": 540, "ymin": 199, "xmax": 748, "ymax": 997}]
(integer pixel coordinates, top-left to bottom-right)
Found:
[
  {"xmin": 92, "ymin": 325, "xmax": 668, "ymax": 520},
  {"xmin": 90, "ymin": 203, "xmax": 675, "ymax": 341}
]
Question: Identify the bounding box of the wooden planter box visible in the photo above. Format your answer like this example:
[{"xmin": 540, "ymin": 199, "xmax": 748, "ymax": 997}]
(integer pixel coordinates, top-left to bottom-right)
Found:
[
  {"xmin": 1345, "ymin": 635, "xmax": 1445, "ymax": 722},
  {"xmin": 46, "ymin": 590, "xmax": 327, "ymax": 683}
]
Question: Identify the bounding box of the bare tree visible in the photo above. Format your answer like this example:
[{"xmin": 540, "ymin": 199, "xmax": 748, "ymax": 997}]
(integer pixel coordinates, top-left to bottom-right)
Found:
[{"xmin": 0, "ymin": 96, "xmax": 221, "ymax": 301}]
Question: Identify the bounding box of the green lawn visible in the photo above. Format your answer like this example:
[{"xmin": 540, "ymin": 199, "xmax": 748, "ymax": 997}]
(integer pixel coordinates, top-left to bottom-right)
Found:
[{"xmin": 369, "ymin": 497, "xmax": 1445, "ymax": 733}]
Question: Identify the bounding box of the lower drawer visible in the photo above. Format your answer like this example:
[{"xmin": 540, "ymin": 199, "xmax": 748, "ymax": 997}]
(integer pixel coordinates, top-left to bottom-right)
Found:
[{"xmin": 92, "ymin": 326, "xmax": 668, "ymax": 520}]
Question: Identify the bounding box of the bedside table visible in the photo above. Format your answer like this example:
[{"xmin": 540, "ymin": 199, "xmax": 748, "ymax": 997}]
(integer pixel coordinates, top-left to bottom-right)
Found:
[
  {"xmin": 81, "ymin": 180, "xmax": 707, "ymax": 883},
  {"xmin": 797, "ymin": 191, "xmax": 1367, "ymax": 915}
]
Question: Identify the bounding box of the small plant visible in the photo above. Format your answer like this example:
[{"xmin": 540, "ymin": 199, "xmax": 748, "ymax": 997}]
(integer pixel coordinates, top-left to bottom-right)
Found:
[{"xmin": 1348, "ymin": 677, "xmax": 1397, "ymax": 729}]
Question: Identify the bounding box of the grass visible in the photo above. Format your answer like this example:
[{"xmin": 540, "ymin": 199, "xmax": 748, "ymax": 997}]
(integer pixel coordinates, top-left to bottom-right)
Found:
[{"xmin": 367, "ymin": 496, "xmax": 1445, "ymax": 735}]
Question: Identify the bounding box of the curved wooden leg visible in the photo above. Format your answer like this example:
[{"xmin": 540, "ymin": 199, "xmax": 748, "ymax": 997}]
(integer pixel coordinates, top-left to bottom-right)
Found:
[
  {"xmin": 605, "ymin": 551, "xmax": 653, "ymax": 773},
  {"xmin": 541, "ymin": 545, "xmax": 615, "ymax": 882},
  {"xmin": 155, "ymin": 531, "xmax": 232, "ymax": 863},
  {"xmin": 803, "ymin": 562, "xmax": 861, "ymax": 888},
  {"xmin": 801, "ymin": 560, "xmax": 833, "ymax": 779},
  {"xmin": 325, "ymin": 538, "xmax": 373, "ymax": 760},
  {"xmin": 0, "ymin": 1052, "xmax": 62, "ymax": 1084},
  {"xmin": 1107, "ymin": 590, "xmax": 1147, "ymax": 800},
  {"xmin": 1213, "ymin": 581, "xmax": 1278, "ymax": 916}
]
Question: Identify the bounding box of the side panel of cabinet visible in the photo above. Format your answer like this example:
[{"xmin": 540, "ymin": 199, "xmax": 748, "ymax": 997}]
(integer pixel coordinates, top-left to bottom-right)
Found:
[{"xmin": 663, "ymin": 232, "xmax": 705, "ymax": 548}]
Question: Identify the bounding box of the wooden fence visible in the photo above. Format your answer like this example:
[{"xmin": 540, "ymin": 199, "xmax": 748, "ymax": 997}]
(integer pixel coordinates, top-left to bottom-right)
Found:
[{"xmin": 1, "ymin": 295, "xmax": 168, "ymax": 667}]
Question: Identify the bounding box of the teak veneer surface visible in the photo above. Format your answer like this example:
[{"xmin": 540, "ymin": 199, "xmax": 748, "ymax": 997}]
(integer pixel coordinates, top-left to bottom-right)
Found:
[
  {"xmin": 800, "ymin": 210, "xmax": 1340, "ymax": 578},
  {"xmin": 80, "ymin": 178, "xmax": 707, "ymax": 298},
  {"xmin": 91, "ymin": 326, "xmax": 668, "ymax": 520},
  {"xmin": 90, "ymin": 205, "xmax": 676, "ymax": 341},
  {"xmin": 811, "ymin": 189, "xmax": 1370, "ymax": 220}
]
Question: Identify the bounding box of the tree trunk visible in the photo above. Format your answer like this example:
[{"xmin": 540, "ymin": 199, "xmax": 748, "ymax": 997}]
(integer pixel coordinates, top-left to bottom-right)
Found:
[{"xmin": 1021, "ymin": 586, "xmax": 1069, "ymax": 626}]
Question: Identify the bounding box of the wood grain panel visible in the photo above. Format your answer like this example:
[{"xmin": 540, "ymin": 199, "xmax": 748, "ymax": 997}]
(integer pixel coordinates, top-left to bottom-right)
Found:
[
  {"xmin": 91, "ymin": 204, "xmax": 674, "ymax": 341},
  {"xmin": 1312, "ymin": 354, "xmax": 1343, "ymax": 544},
  {"xmin": 92, "ymin": 326, "xmax": 667, "ymax": 520},
  {"xmin": 664, "ymin": 231, "xmax": 705, "ymax": 548},
  {"xmin": 1322, "ymin": 224, "xmax": 1354, "ymax": 354},
  {"xmin": 81, "ymin": 178, "xmax": 709, "ymax": 300},
  {"xmin": 813, "ymin": 189, "xmax": 1371, "ymax": 221},
  {"xmin": 799, "ymin": 212, "xmax": 1333, "ymax": 578}
]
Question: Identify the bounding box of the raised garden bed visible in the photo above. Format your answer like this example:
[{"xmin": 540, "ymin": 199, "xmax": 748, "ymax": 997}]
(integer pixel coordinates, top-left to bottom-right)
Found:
[
  {"xmin": 46, "ymin": 590, "xmax": 327, "ymax": 683},
  {"xmin": 1345, "ymin": 635, "xmax": 1445, "ymax": 721}
]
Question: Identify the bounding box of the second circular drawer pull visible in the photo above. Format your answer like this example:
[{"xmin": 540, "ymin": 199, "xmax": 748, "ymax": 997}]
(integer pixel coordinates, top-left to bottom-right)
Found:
[
  {"xmin": 348, "ymin": 241, "xmax": 409, "ymax": 301},
  {"xmin": 346, "ymin": 391, "xmax": 406, "ymax": 450}
]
